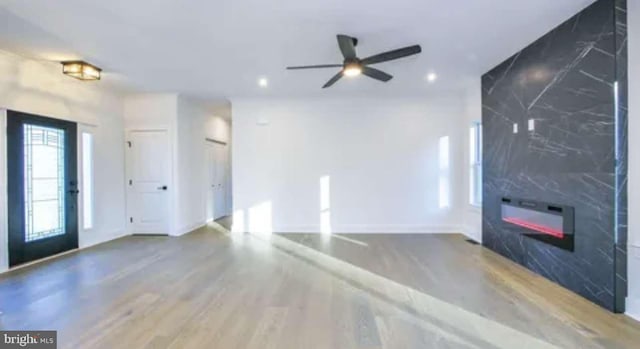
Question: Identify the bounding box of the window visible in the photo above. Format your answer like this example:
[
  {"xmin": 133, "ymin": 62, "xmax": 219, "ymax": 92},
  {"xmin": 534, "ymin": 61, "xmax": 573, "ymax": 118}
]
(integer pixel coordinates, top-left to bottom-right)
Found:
[
  {"xmin": 470, "ymin": 122, "xmax": 482, "ymax": 206},
  {"xmin": 81, "ymin": 132, "xmax": 94, "ymax": 230},
  {"xmin": 23, "ymin": 124, "xmax": 66, "ymax": 242}
]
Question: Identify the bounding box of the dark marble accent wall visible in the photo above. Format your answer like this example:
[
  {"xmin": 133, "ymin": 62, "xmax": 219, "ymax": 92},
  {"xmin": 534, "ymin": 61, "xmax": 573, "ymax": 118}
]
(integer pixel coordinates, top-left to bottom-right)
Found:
[{"xmin": 482, "ymin": 0, "xmax": 628, "ymax": 312}]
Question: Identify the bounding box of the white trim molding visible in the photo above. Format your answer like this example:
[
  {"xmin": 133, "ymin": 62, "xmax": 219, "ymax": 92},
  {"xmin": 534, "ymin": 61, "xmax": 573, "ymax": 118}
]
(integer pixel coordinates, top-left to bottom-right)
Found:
[{"xmin": 175, "ymin": 221, "xmax": 207, "ymax": 236}]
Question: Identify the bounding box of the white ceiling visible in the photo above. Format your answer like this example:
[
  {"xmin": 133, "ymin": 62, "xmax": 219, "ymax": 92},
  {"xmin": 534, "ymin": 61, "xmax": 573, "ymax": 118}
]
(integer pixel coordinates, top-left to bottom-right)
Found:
[{"xmin": 0, "ymin": 0, "xmax": 595, "ymax": 99}]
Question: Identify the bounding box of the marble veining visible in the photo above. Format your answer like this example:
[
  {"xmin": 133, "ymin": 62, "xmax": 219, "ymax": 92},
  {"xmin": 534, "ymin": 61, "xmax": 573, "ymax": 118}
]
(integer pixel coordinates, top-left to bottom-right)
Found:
[{"xmin": 482, "ymin": 0, "xmax": 627, "ymax": 312}]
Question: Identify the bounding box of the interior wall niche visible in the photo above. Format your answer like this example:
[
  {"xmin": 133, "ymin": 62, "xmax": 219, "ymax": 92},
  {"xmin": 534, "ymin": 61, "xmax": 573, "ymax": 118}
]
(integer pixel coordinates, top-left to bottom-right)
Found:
[{"xmin": 481, "ymin": 0, "xmax": 627, "ymax": 312}]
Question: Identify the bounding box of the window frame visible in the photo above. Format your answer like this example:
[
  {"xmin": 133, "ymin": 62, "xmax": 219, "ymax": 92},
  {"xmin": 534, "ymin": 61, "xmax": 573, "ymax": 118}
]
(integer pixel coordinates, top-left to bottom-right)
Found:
[
  {"xmin": 80, "ymin": 131, "xmax": 95, "ymax": 231},
  {"xmin": 470, "ymin": 122, "xmax": 482, "ymax": 207}
]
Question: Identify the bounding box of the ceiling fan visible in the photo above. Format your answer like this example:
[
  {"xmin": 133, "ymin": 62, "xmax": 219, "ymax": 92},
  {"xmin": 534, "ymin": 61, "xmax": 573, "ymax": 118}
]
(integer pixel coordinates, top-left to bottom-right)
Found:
[{"xmin": 286, "ymin": 34, "xmax": 422, "ymax": 88}]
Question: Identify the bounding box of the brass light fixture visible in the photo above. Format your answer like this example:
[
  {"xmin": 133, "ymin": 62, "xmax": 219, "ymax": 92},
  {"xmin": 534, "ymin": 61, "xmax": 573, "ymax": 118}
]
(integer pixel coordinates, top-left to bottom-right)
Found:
[{"xmin": 61, "ymin": 61, "xmax": 102, "ymax": 81}]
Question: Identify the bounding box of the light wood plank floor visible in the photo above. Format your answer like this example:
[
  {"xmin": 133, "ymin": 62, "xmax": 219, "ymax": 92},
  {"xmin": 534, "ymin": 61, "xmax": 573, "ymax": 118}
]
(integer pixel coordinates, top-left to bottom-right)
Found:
[{"xmin": 0, "ymin": 225, "xmax": 638, "ymax": 348}]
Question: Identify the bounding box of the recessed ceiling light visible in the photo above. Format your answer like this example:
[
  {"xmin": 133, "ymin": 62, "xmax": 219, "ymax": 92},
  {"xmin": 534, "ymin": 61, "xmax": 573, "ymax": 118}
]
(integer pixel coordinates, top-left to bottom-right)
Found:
[
  {"xmin": 258, "ymin": 77, "xmax": 268, "ymax": 87},
  {"xmin": 426, "ymin": 72, "xmax": 438, "ymax": 83}
]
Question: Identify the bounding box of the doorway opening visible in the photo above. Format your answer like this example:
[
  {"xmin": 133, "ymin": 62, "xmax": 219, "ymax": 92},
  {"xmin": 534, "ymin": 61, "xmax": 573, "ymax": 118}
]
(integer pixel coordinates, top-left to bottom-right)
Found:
[{"xmin": 207, "ymin": 139, "xmax": 231, "ymax": 222}]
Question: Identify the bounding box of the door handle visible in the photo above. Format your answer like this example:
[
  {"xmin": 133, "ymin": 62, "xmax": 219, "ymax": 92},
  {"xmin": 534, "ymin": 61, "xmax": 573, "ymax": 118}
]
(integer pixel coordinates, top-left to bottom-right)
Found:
[
  {"xmin": 157, "ymin": 186, "xmax": 168, "ymax": 191},
  {"xmin": 68, "ymin": 189, "xmax": 80, "ymax": 195}
]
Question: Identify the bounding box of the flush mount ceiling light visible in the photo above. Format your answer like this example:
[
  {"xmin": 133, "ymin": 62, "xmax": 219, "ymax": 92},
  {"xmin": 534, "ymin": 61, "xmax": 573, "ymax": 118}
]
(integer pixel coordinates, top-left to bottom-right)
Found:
[
  {"xmin": 343, "ymin": 62, "xmax": 362, "ymax": 77},
  {"xmin": 258, "ymin": 77, "xmax": 268, "ymax": 87},
  {"xmin": 61, "ymin": 61, "xmax": 102, "ymax": 81},
  {"xmin": 426, "ymin": 72, "xmax": 438, "ymax": 83}
]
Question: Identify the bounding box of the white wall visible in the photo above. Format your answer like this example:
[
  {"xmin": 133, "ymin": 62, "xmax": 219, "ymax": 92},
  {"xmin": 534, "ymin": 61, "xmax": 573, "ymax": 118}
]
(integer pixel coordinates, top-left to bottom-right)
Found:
[
  {"xmin": 460, "ymin": 79, "xmax": 483, "ymax": 242},
  {"xmin": 0, "ymin": 50, "xmax": 127, "ymax": 271},
  {"xmin": 232, "ymin": 97, "xmax": 465, "ymax": 234},
  {"xmin": 123, "ymin": 94, "xmax": 179, "ymax": 130},
  {"xmin": 123, "ymin": 94, "xmax": 231, "ymax": 236},
  {"xmin": 627, "ymin": 0, "xmax": 640, "ymax": 321},
  {"xmin": 177, "ymin": 97, "xmax": 231, "ymax": 234}
]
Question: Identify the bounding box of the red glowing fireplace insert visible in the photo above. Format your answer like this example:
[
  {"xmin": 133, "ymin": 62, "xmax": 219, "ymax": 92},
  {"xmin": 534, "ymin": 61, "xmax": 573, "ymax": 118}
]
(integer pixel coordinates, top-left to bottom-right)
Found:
[{"xmin": 501, "ymin": 198, "xmax": 574, "ymax": 251}]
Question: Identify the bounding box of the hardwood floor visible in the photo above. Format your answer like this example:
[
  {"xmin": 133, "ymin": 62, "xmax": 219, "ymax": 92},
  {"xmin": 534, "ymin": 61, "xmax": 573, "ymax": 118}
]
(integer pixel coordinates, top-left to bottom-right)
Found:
[
  {"xmin": 277, "ymin": 233, "xmax": 640, "ymax": 349},
  {"xmin": 0, "ymin": 225, "xmax": 639, "ymax": 348}
]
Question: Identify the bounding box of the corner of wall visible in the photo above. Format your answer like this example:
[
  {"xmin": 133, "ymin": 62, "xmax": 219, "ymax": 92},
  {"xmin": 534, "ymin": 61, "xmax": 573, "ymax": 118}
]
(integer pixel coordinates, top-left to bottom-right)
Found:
[
  {"xmin": 80, "ymin": 229, "xmax": 129, "ymax": 249},
  {"xmin": 173, "ymin": 221, "xmax": 207, "ymax": 237},
  {"xmin": 627, "ymin": 244, "xmax": 640, "ymax": 320},
  {"xmin": 462, "ymin": 77, "xmax": 483, "ymax": 243},
  {"xmin": 627, "ymin": 299, "xmax": 640, "ymax": 321},
  {"xmin": 461, "ymin": 210, "xmax": 483, "ymax": 243}
]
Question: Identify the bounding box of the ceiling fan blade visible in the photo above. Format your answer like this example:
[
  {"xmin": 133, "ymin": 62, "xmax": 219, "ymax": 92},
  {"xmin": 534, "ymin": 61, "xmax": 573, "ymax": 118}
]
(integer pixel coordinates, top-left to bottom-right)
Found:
[
  {"xmin": 362, "ymin": 67, "xmax": 393, "ymax": 82},
  {"xmin": 322, "ymin": 71, "xmax": 344, "ymax": 88},
  {"xmin": 361, "ymin": 45, "xmax": 422, "ymax": 65},
  {"xmin": 287, "ymin": 64, "xmax": 343, "ymax": 70},
  {"xmin": 337, "ymin": 34, "xmax": 357, "ymax": 59}
]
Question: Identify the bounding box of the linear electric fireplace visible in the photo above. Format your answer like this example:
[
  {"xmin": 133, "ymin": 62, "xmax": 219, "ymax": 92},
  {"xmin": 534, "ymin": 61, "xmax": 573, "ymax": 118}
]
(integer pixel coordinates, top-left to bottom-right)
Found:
[{"xmin": 501, "ymin": 198, "xmax": 575, "ymax": 252}]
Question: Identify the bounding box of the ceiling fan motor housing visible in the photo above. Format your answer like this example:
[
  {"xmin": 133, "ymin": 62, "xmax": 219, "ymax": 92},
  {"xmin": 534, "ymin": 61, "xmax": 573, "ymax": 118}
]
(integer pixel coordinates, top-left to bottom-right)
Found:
[{"xmin": 344, "ymin": 58, "xmax": 361, "ymax": 67}]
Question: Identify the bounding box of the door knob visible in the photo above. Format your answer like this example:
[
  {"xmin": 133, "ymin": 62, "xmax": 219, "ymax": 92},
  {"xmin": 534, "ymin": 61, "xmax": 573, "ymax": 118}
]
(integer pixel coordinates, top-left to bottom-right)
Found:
[{"xmin": 157, "ymin": 186, "xmax": 168, "ymax": 191}]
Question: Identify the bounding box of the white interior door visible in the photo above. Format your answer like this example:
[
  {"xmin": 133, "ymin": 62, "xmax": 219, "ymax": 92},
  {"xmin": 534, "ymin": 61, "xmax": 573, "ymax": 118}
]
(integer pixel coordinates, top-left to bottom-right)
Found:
[
  {"xmin": 215, "ymin": 144, "xmax": 227, "ymax": 219},
  {"xmin": 208, "ymin": 142, "xmax": 228, "ymax": 220},
  {"xmin": 127, "ymin": 130, "xmax": 170, "ymax": 234},
  {"xmin": 207, "ymin": 144, "xmax": 216, "ymax": 222}
]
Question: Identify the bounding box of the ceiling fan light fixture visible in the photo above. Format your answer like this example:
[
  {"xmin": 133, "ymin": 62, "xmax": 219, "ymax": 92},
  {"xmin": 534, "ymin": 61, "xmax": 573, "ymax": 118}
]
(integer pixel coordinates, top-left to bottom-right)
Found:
[
  {"xmin": 287, "ymin": 34, "xmax": 422, "ymax": 88},
  {"xmin": 61, "ymin": 61, "xmax": 101, "ymax": 81},
  {"xmin": 343, "ymin": 63, "xmax": 362, "ymax": 77}
]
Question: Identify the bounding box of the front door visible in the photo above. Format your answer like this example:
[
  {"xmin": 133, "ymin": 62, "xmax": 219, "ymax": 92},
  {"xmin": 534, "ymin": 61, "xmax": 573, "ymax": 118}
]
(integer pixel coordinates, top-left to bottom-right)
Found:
[{"xmin": 7, "ymin": 110, "xmax": 79, "ymax": 267}]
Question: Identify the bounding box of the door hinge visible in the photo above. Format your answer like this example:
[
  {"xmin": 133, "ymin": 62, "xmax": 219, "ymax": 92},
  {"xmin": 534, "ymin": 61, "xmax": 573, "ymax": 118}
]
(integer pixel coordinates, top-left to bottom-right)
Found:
[
  {"xmin": 129, "ymin": 179, "xmax": 132, "ymax": 186},
  {"xmin": 130, "ymin": 217, "xmax": 133, "ymax": 223},
  {"xmin": 127, "ymin": 141, "xmax": 132, "ymax": 148}
]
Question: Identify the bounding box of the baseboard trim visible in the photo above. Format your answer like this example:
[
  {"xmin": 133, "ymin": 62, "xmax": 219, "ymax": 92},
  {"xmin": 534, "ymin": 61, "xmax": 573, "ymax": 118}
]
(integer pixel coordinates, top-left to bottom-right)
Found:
[
  {"xmin": 80, "ymin": 229, "xmax": 128, "ymax": 249},
  {"xmin": 460, "ymin": 224, "xmax": 482, "ymax": 244},
  {"xmin": 174, "ymin": 221, "xmax": 207, "ymax": 236},
  {"xmin": 626, "ymin": 297, "xmax": 640, "ymax": 321}
]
